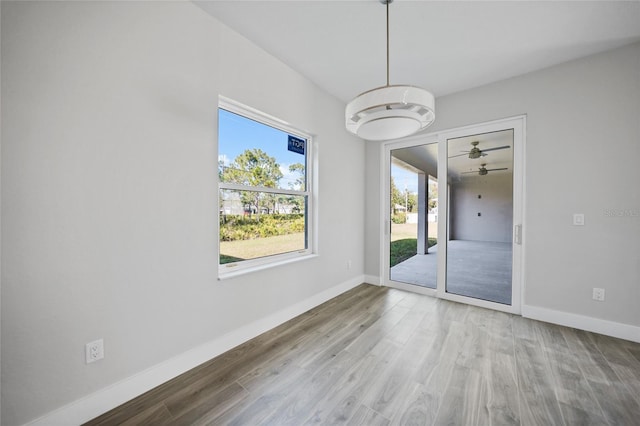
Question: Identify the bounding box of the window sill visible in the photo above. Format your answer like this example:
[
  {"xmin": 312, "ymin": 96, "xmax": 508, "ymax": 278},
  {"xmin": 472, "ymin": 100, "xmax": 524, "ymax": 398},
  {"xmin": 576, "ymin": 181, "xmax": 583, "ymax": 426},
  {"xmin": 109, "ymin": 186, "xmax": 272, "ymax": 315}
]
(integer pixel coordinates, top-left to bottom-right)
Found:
[{"xmin": 218, "ymin": 253, "xmax": 318, "ymax": 281}]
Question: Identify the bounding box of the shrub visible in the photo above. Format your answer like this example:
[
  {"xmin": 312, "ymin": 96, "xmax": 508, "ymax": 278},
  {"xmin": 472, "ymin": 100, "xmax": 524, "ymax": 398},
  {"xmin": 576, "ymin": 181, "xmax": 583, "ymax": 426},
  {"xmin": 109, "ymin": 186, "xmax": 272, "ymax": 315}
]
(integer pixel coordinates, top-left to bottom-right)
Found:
[
  {"xmin": 219, "ymin": 214, "xmax": 305, "ymax": 241},
  {"xmin": 392, "ymin": 213, "xmax": 406, "ymax": 224}
]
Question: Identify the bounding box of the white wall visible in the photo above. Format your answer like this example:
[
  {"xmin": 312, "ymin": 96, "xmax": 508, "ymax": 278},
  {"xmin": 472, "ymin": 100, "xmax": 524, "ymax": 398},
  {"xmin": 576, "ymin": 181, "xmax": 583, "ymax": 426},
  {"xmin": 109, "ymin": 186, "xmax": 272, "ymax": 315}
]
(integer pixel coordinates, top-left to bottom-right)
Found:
[
  {"xmin": 1, "ymin": 2, "xmax": 364, "ymax": 425},
  {"xmin": 366, "ymin": 42, "xmax": 640, "ymax": 330},
  {"xmin": 450, "ymin": 173, "xmax": 513, "ymax": 242},
  {"xmin": 0, "ymin": 4, "xmax": 3, "ymax": 424},
  {"xmin": 364, "ymin": 146, "xmax": 382, "ymax": 284}
]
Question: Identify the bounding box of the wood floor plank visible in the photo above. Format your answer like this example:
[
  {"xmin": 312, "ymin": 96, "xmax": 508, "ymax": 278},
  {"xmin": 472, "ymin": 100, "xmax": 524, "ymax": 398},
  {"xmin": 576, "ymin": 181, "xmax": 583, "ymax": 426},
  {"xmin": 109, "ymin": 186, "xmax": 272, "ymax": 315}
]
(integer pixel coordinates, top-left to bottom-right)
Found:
[
  {"xmin": 626, "ymin": 344, "xmax": 640, "ymax": 364},
  {"xmin": 511, "ymin": 315, "xmax": 538, "ymax": 346},
  {"xmin": 308, "ymin": 339, "xmax": 399, "ymax": 424},
  {"xmin": 591, "ymin": 332, "xmax": 640, "ymax": 366},
  {"xmin": 259, "ymin": 349, "xmax": 360, "ymax": 425},
  {"xmin": 432, "ymin": 365, "xmax": 483, "ymax": 426},
  {"xmin": 343, "ymin": 304, "xmax": 411, "ymax": 357},
  {"xmin": 348, "ymin": 404, "xmax": 390, "ymax": 426},
  {"xmin": 300, "ymin": 337, "xmax": 400, "ymax": 424},
  {"xmin": 476, "ymin": 351, "xmax": 520, "ymax": 425},
  {"xmin": 363, "ymin": 329, "xmax": 433, "ymax": 419},
  {"xmin": 583, "ymin": 374, "xmax": 640, "ymax": 425},
  {"xmin": 291, "ymin": 286, "xmax": 396, "ymax": 370},
  {"xmin": 534, "ymin": 320, "xmax": 573, "ymax": 357},
  {"xmin": 588, "ymin": 332, "xmax": 640, "ymax": 417},
  {"xmin": 118, "ymin": 403, "xmax": 174, "ymax": 426},
  {"xmin": 514, "ymin": 338, "xmax": 565, "ymax": 425},
  {"xmin": 213, "ymin": 364, "xmax": 310, "ymax": 425},
  {"xmin": 236, "ymin": 355, "xmax": 301, "ymax": 394},
  {"xmin": 415, "ymin": 321, "xmax": 468, "ymax": 390},
  {"xmin": 558, "ymin": 327, "xmax": 640, "ymax": 425},
  {"xmin": 387, "ymin": 300, "xmax": 431, "ymax": 345},
  {"xmin": 166, "ymin": 382, "xmax": 248, "ymax": 425},
  {"xmin": 302, "ymin": 351, "xmax": 390, "ymax": 425},
  {"xmin": 83, "ymin": 388, "xmax": 176, "ymax": 425},
  {"xmin": 211, "ymin": 285, "xmax": 385, "ymax": 392},
  {"xmin": 295, "ymin": 304, "xmax": 388, "ymax": 371},
  {"xmin": 540, "ymin": 340, "xmax": 609, "ymax": 425},
  {"xmin": 245, "ymin": 292, "xmax": 377, "ymax": 370},
  {"xmin": 85, "ymin": 284, "xmax": 640, "ymax": 426},
  {"xmin": 394, "ymin": 381, "xmax": 439, "ymax": 426},
  {"xmin": 560, "ymin": 328, "xmax": 621, "ymax": 384}
]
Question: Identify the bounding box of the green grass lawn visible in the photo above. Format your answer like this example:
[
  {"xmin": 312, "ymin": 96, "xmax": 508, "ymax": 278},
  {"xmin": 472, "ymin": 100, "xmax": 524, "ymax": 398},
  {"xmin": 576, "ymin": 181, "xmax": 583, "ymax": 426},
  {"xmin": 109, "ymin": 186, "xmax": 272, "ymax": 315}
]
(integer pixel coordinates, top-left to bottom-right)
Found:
[
  {"xmin": 220, "ymin": 224, "xmax": 436, "ymax": 267},
  {"xmin": 219, "ymin": 254, "xmax": 244, "ymax": 264},
  {"xmin": 220, "ymin": 232, "xmax": 305, "ymax": 264},
  {"xmin": 390, "ymin": 238, "xmax": 437, "ymax": 267},
  {"xmin": 391, "ymin": 222, "xmax": 438, "ymax": 241}
]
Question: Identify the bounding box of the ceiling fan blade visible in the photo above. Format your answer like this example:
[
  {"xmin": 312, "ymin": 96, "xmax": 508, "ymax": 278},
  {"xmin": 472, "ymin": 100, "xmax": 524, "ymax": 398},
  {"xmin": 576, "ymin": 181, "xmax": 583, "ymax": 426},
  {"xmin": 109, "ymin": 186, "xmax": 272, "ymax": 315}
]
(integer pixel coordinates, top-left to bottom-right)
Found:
[
  {"xmin": 481, "ymin": 145, "xmax": 511, "ymax": 153},
  {"xmin": 486, "ymin": 167, "xmax": 509, "ymax": 171},
  {"xmin": 448, "ymin": 153, "xmax": 469, "ymax": 158},
  {"xmin": 461, "ymin": 170, "xmax": 477, "ymax": 174}
]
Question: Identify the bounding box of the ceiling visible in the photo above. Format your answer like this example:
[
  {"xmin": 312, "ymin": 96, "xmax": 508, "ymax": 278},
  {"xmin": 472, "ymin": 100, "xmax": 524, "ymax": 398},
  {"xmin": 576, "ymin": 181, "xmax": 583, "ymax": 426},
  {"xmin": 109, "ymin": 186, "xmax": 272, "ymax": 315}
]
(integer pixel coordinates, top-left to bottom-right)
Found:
[
  {"xmin": 447, "ymin": 130, "xmax": 513, "ymax": 179},
  {"xmin": 195, "ymin": 1, "xmax": 640, "ymax": 103},
  {"xmin": 391, "ymin": 129, "xmax": 513, "ymax": 181}
]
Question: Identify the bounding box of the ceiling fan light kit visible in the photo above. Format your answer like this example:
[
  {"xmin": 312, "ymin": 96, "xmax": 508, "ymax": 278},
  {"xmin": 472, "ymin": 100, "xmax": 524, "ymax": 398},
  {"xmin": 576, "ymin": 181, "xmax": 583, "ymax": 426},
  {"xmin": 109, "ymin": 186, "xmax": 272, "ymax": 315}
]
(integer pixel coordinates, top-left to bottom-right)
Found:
[
  {"xmin": 345, "ymin": 0, "xmax": 435, "ymax": 141},
  {"xmin": 468, "ymin": 141, "xmax": 484, "ymax": 159},
  {"xmin": 449, "ymin": 141, "xmax": 512, "ymax": 159},
  {"xmin": 463, "ymin": 163, "xmax": 509, "ymax": 176}
]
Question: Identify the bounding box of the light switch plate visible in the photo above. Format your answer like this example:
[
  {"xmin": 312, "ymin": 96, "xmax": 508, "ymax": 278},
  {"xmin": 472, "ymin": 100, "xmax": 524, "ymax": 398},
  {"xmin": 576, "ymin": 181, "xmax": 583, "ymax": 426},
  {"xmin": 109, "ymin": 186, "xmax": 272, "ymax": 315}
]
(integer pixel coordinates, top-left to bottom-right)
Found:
[{"xmin": 573, "ymin": 213, "xmax": 585, "ymax": 226}]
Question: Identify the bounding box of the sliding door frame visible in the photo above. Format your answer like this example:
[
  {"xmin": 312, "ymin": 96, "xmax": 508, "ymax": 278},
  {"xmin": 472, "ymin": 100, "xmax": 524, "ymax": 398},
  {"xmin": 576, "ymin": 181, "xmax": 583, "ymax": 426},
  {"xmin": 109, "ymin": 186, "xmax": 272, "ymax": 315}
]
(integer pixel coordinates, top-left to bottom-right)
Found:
[
  {"xmin": 382, "ymin": 134, "xmax": 440, "ymax": 297},
  {"xmin": 381, "ymin": 115, "xmax": 526, "ymax": 314}
]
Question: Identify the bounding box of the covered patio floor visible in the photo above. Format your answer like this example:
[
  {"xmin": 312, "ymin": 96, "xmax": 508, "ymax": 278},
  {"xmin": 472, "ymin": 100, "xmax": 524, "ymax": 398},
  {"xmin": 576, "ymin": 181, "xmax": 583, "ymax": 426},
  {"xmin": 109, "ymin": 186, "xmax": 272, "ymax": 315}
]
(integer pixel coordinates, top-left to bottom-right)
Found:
[{"xmin": 390, "ymin": 240, "xmax": 512, "ymax": 305}]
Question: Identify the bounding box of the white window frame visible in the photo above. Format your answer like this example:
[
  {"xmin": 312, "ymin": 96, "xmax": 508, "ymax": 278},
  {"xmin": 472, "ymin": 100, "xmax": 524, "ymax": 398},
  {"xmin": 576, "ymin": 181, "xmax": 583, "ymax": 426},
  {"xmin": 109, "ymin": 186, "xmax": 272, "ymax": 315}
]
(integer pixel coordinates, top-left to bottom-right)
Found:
[{"xmin": 217, "ymin": 97, "xmax": 314, "ymax": 279}]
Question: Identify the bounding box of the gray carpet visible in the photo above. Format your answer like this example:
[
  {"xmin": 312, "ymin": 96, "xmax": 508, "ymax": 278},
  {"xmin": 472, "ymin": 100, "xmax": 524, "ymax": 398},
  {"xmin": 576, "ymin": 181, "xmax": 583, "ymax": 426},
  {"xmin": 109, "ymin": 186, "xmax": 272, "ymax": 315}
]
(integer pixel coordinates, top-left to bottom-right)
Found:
[{"xmin": 390, "ymin": 240, "xmax": 512, "ymax": 305}]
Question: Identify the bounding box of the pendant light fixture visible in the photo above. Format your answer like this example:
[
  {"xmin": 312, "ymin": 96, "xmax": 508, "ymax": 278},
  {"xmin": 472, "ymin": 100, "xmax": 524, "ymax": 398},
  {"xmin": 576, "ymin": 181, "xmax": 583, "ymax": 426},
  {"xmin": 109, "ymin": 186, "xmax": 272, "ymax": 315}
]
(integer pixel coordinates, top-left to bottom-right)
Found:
[{"xmin": 345, "ymin": 0, "xmax": 435, "ymax": 141}]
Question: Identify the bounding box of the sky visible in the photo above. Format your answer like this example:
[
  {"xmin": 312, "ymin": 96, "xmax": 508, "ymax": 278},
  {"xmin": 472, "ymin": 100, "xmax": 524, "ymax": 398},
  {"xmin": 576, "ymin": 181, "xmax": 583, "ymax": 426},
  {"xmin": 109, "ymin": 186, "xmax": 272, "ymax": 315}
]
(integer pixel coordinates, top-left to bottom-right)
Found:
[
  {"xmin": 220, "ymin": 107, "xmax": 423, "ymax": 194},
  {"xmin": 392, "ymin": 165, "xmax": 418, "ymax": 194},
  {"xmin": 218, "ymin": 108, "xmax": 306, "ymax": 189}
]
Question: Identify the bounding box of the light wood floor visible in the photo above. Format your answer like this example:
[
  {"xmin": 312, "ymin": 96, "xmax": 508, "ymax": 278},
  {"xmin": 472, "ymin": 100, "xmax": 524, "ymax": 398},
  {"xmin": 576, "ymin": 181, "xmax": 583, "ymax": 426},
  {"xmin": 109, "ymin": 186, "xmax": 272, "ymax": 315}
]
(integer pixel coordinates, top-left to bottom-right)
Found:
[{"xmin": 85, "ymin": 284, "xmax": 640, "ymax": 425}]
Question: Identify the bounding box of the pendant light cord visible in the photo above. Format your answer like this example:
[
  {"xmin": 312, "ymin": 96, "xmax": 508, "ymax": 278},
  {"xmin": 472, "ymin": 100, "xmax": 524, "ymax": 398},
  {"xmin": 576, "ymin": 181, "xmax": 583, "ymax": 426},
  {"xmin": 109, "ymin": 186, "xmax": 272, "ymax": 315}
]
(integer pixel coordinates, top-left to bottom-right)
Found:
[{"xmin": 386, "ymin": 0, "xmax": 390, "ymax": 87}]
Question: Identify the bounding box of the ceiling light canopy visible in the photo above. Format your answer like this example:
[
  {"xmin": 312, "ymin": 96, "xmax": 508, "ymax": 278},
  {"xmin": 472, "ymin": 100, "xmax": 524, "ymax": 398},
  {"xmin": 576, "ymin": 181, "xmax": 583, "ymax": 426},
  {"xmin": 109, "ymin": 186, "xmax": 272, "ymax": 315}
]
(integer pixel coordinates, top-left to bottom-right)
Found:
[{"xmin": 346, "ymin": 0, "xmax": 435, "ymax": 141}]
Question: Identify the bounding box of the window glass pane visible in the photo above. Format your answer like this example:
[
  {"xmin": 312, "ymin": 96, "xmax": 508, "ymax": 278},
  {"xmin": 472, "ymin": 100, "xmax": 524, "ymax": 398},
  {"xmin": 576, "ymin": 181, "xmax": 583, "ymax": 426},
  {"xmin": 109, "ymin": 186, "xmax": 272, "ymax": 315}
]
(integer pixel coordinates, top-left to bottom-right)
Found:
[
  {"xmin": 218, "ymin": 109, "xmax": 306, "ymax": 191},
  {"xmin": 219, "ymin": 189, "xmax": 307, "ymax": 264}
]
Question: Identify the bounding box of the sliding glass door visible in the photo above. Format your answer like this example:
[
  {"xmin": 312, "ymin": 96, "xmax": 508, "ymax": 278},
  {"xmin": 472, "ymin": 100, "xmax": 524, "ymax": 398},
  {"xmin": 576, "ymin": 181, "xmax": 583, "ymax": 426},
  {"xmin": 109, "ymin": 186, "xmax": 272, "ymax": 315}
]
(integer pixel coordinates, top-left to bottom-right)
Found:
[
  {"xmin": 389, "ymin": 143, "xmax": 438, "ymax": 290},
  {"xmin": 383, "ymin": 117, "xmax": 524, "ymax": 314},
  {"xmin": 445, "ymin": 130, "xmax": 514, "ymax": 305}
]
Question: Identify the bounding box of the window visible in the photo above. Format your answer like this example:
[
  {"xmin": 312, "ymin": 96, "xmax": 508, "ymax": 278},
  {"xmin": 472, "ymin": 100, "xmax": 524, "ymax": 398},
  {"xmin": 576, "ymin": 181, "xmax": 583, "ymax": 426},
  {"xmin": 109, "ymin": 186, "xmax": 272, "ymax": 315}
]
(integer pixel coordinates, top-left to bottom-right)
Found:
[{"xmin": 217, "ymin": 98, "xmax": 313, "ymax": 276}]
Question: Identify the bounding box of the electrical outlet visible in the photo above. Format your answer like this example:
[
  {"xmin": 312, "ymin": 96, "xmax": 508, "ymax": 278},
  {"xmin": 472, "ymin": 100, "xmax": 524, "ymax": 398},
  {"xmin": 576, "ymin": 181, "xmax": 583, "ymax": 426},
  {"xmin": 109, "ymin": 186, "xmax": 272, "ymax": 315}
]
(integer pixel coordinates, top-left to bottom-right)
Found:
[
  {"xmin": 592, "ymin": 288, "xmax": 605, "ymax": 302},
  {"xmin": 85, "ymin": 339, "xmax": 104, "ymax": 364},
  {"xmin": 347, "ymin": 260, "xmax": 352, "ymax": 270}
]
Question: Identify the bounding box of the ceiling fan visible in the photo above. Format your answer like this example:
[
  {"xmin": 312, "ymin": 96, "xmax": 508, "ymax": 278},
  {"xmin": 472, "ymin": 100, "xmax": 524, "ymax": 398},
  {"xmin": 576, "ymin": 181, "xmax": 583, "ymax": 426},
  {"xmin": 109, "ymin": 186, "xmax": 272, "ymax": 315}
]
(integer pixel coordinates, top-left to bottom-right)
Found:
[
  {"xmin": 462, "ymin": 163, "xmax": 508, "ymax": 176},
  {"xmin": 450, "ymin": 141, "xmax": 511, "ymax": 159}
]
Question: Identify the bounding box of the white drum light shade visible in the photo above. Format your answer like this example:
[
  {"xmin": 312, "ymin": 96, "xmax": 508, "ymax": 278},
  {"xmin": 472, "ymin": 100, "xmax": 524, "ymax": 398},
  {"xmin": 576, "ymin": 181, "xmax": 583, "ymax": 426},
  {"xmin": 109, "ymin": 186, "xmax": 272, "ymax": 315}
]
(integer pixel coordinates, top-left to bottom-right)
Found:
[{"xmin": 345, "ymin": 85, "xmax": 435, "ymax": 141}]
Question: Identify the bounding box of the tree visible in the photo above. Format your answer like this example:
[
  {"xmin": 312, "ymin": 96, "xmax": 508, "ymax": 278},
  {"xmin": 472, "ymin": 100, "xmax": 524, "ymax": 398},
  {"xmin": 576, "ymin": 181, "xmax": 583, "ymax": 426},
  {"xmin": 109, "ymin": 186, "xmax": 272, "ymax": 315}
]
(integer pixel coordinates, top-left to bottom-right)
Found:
[
  {"xmin": 223, "ymin": 148, "xmax": 282, "ymax": 188},
  {"xmin": 288, "ymin": 163, "xmax": 305, "ymax": 190},
  {"xmin": 428, "ymin": 182, "xmax": 438, "ymax": 211},
  {"xmin": 407, "ymin": 193, "xmax": 418, "ymax": 212},
  {"xmin": 390, "ymin": 177, "xmax": 404, "ymax": 212},
  {"xmin": 222, "ymin": 149, "xmax": 283, "ymax": 217},
  {"xmin": 285, "ymin": 163, "xmax": 306, "ymax": 213}
]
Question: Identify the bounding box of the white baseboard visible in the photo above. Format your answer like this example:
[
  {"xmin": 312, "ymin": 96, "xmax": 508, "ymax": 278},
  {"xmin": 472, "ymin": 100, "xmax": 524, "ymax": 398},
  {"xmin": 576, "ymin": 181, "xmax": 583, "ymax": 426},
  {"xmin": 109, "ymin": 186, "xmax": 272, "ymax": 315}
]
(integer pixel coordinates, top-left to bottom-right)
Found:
[
  {"xmin": 364, "ymin": 274, "xmax": 381, "ymax": 285},
  {"xmin": 522, "ymin": 304, "xmax": 640, "ymax": 343},
  {"xmin": 27, "ymin": 276, "xmax": 365, "ymax": 426}
]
